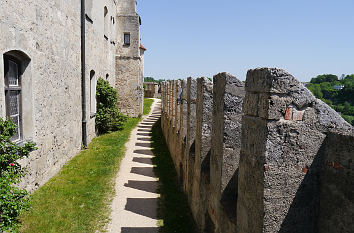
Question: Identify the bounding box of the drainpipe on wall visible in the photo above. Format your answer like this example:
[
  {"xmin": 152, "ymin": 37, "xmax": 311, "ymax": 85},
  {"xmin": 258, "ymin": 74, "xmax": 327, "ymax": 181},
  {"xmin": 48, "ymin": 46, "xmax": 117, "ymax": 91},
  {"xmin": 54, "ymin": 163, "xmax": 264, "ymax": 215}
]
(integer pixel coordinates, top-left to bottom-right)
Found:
[{"xmin": 81, "ymin": 0, "xmax": 87, "ymax": 148}]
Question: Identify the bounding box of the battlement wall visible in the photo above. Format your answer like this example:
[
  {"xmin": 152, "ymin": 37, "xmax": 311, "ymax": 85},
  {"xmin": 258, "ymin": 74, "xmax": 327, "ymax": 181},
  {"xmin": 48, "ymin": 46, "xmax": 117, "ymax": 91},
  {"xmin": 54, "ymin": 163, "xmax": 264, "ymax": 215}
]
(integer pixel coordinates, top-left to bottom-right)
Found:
[{"xmin": 160, "ymin": 68, "xmax": 354, "ymax": 233}]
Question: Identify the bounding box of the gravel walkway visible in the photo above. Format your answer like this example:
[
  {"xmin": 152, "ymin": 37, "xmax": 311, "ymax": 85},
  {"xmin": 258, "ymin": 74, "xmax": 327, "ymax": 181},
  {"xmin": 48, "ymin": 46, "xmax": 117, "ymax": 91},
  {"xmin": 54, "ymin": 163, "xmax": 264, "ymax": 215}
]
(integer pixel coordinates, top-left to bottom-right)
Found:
[{"xmin": 108, "ymin": 99, "xmax": 161, "ymax": 233}]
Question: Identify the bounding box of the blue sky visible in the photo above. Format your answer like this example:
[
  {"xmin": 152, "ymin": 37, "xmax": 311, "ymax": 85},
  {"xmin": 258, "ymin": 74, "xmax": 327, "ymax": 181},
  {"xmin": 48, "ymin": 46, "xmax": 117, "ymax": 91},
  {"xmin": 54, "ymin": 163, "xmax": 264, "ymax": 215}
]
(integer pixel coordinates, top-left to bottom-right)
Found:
[{"xmin": 138, "ymin": 0, "xmax": 354, "ymax": 81}]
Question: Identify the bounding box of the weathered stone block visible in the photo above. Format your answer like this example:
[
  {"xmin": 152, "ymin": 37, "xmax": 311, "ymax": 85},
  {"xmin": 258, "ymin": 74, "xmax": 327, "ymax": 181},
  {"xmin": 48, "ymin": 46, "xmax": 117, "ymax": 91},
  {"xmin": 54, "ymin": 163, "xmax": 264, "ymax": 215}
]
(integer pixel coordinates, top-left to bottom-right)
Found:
[
  {"xmin": 242, "ymin": 92, "xmax": 259, "ymax": 117},
  {"xmin": 246, "ymin": 68, "xmax": 303, "ymax": 94},
  {"xmin": 160, "ymin": 82, "xmax": 165, "ymax": 131},
  {"xmin": 185, "ymin": 77, "xmax": 197, "ymax": 197},
  {"xmin": 171, "ymin": 80, "xmax": 175, "ymax": 127},
  {"xmin": 167, "ymin": 81, "xmax": 171, "ymax": 119},
  {"xmin": 170, "ymin": 80, "xmax": 182, "ymax": 172},
  {"xmin": 210, "ymin": 72, "xmax": 245, "ymax": 233},
  {"xmin": 175, "ymin": 80, "xmax": 181, "ymax": 132},
  {"xmin": 180, "ymin": 80, "xmax": 188, "ymax": 145},
  {"xmin": 161, "ymin": 82, "xmax": 165, "ymax": 113},
  {"xmin": 167, "ymin": 81, "xmax": 174, "ymax": 155},
  {"xmin": 191, "ymin": 77, "xmax": 213, "ymax": 231},
  {"xmin": 177, "ymin": 80, "xmax": 187, "ymax": 181},
  {"xmin": 237, "ymin": 67, "xmax": 354, "ymax": 233},
  {"xmin": 318, "ymin": 133, "xmax": 354, "ymax": 233}
]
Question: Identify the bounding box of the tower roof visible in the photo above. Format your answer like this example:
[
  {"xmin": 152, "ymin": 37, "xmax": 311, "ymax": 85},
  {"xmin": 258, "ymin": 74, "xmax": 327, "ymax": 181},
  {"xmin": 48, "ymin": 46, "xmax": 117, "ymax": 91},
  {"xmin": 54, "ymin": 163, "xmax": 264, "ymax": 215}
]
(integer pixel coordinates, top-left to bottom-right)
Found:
[{"xmin": 139, "ymin": 44, "xmax": 147, "ymax": 51}]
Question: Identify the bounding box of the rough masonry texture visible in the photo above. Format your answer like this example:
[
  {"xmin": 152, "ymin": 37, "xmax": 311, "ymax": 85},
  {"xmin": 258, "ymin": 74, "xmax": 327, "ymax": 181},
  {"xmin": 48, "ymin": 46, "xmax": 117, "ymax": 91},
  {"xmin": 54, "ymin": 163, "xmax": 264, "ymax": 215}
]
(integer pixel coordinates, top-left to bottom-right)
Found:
[
  {"xmin": 209, "ymin": 73, "xmax": 245, "ymax": 233},
  {"xmin": 144, "ymin": 82, "xmax": 159, "ymax": 98},
  {"xmin": 185, "ymin": 77, "xmax": 197, "ymax": 199},
  {"xmin": 318, "ymin": 133, "xmax": 354, "ymax": 233},
  {"xmin": 161, "ymin": 68, "xmax": 354, "ymax": 233},
  {"xmin": 179, "ymin": 80, "xmax": 188, "ymax": 180},
  {"xmin": 238, "ymin": 68, "xmax": 352, "ymax": 233},
  {"xmin": 0, "ymin": 0, "xmax": 144, "ymax": 191},
  {"xmin": 191, "ymin": 77, "xmax": 213, "ymax": 232}
]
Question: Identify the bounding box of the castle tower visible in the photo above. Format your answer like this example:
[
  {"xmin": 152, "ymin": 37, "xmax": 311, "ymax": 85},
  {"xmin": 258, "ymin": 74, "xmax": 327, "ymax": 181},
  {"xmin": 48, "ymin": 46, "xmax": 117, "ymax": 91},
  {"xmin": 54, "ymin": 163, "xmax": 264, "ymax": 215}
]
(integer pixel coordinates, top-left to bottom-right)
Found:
[{"xmin": 115, "ymin": 0, "xmax": 145, "ymax": 117}]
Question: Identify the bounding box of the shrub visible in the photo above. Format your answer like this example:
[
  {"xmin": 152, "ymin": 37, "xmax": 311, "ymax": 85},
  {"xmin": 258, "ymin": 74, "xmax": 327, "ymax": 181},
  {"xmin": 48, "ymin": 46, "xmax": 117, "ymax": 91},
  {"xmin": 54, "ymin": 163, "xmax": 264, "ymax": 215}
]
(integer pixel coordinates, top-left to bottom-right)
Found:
[
  {"xmin": 96, "ymin": 78, "xmax": 128, "ymax": 134},
  {"xmin": 0, "ymin": 118, "xmax": 36, "ymax": 231}
]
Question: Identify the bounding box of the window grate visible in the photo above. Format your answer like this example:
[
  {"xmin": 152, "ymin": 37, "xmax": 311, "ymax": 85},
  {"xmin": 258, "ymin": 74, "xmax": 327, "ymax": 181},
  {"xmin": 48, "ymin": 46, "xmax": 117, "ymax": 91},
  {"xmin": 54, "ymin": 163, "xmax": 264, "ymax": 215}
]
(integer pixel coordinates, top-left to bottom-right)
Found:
[
  {"xmin": 8, "ymin": 60, "xmax": 19, "ymax": 86},
  {"xmin": 9, "ymin": 91, "xmax": 19, "ymax": 115}
]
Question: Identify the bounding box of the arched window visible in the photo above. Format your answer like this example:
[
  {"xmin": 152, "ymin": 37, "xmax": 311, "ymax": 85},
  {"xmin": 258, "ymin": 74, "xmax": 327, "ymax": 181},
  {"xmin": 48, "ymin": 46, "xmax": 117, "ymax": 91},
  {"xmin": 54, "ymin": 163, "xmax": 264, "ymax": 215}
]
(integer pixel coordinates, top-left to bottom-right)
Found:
[
  {"xmin": 106, "ymin": 74, "xmax": 109, "ymax": 80},
  {"xmin": 3, "ymin": 50, "xmax": 32, "ymax": 142},
  {"xmin": 90, "ymin": 70, "xmax": 96, "ymax": 116},
  {"xmin": 104, "ymin": 6, "xmax": 108, "ymax": 40},
  {"xmin": 4, "ymin": 56, "xmax": 22, "ymax": 141}
]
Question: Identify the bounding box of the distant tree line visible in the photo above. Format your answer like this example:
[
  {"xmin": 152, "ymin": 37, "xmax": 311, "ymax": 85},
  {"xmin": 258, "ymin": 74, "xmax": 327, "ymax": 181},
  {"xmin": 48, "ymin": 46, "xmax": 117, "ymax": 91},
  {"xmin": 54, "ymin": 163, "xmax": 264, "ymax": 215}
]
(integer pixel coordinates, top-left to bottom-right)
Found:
[
  {"xmin": 307, "ymin": 74, "xmax": 354, "ymax": 126},
  {"xmin": 144, "ymin": 77, "xmax": 165, "ymax": 84}
]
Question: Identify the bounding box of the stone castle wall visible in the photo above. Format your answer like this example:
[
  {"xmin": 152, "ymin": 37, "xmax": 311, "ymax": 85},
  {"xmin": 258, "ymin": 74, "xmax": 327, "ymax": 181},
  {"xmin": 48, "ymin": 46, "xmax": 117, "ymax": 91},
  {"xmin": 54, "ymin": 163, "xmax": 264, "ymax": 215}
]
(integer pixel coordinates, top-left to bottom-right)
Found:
[
  {"xmin": 0, "ymin": 0, "xmax": 142, "ymax": 191},
  {"xmin": 85, "ymin": 0, "xmax": 118, "ymax": 143},
  {"xmin": 0, "ymin": 0, "xmax": 83, "ymax": 191},
  {"xmin": 161, "ymin": 68, "xmax": 354, "ymax": 233}
]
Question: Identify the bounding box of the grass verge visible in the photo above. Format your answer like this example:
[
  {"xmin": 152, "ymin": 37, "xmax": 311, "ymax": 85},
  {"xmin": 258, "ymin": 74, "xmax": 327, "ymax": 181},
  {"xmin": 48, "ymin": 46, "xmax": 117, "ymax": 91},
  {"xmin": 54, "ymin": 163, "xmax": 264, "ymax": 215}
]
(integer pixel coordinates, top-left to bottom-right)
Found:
[
  {"xmin": 144, "ymin": 98, "xmax": 154, "ymax": 115},
  {"xmin": 19, "ymin": 117, "xmax": 141, "ymax": 233},
  {"xmin": 151, "ymin": 119, "xmax": 196, "ymax": 233}
]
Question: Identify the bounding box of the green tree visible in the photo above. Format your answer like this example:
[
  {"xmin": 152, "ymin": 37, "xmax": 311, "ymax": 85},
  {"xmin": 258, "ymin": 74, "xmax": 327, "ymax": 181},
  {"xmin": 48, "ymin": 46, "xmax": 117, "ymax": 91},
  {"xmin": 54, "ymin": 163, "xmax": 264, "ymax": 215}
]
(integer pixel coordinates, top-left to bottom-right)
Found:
[
  {"xmin": 307, "ymin": 73, "xmax": 354, "ymax": 126},
  {"xmin": 144, "ymin": 77, "xmax": 165, "ymax": 84},
  {"xmin": 310, "ymin": 74, "xmax": 338, "ymax": 84},
  {"xmin": 343, "ymin": 102, "xmax": 354, "ymax": 115},
  {"xmin": 308, "ymin": 84, "xmax": 323, "ymax": 99},
  {"xmin": 144, "ymin": 77, "xmax": 155, "ymax": 83}
]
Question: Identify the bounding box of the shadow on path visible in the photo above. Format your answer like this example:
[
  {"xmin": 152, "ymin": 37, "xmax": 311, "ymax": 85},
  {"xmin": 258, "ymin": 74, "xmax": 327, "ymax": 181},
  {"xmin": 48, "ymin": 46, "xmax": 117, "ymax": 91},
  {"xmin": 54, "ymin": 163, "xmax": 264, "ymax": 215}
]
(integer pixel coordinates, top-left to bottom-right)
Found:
[
  {"xmin": 121, "ymin": 227, "xmax": 158, "ymax": 233},
  {"xmin": 124, "ymin": 180, "xmax": 158, "ymax": 193},
  {"xmin": 125, "ymin": 198, "xmax": 159, "ymax": 219},
  {"xmin": 133, "ymin": 157, "xmax": 153, "ymax": 165},
  {"xmin": 131, "ymin": 167, "xmax": 155, "ymax": 178},
  {"xmin": 133, "ymin": 149, "xmax": 154, "ymax": 156}
]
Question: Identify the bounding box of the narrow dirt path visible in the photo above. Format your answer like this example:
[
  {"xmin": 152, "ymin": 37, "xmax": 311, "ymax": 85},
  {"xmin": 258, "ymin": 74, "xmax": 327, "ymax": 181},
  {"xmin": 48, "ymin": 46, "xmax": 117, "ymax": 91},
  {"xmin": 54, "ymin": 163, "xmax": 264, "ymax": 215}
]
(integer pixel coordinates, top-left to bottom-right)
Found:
[{"xmin": 108, "ymin": 99, "xmax": 161, "ymax": 233}]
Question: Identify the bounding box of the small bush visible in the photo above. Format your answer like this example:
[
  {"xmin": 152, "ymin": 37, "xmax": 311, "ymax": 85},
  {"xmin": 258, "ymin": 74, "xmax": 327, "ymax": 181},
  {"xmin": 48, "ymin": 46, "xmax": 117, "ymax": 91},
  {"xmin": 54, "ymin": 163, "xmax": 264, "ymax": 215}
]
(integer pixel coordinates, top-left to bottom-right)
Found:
[
  {"xmin": 96, "ymin": 78, "xmax": 127, "ymax": 134},
  {"xmin": 0, "ymin": 118, "xmax": 36, "ymax": 231}
]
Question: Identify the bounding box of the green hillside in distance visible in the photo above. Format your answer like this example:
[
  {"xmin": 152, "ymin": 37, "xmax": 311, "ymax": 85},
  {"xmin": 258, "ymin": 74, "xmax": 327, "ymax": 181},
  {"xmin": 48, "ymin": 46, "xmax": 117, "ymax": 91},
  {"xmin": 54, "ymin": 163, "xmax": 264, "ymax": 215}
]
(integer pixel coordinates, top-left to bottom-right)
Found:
[{"xmin": 306, "ymin": 74, "xmax": 354, "ymax": 126}]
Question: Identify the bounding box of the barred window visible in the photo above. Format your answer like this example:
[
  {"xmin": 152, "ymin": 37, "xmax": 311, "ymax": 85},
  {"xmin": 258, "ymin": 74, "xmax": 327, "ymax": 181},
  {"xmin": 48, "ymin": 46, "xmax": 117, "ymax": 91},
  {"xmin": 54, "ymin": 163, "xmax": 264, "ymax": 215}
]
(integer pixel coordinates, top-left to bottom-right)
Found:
[{"xmin": 4, "ymin": 56, "xmax": 22, "ymax": 141}]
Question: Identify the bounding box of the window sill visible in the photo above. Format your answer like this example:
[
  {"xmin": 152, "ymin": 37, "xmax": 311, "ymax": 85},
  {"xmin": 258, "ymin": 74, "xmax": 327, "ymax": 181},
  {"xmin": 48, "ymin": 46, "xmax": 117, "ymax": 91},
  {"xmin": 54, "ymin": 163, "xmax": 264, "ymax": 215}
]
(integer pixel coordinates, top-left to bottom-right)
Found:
[
  {"xmin": 14, "ymin": 139, "xmax": 34, "ymax": 147},
  {"xmin": 90, "ymin": 113, "xmax": 96, "ymax": 119},
  {"xmin": 14, "ymin": 140, "xmax": 24, "ymax": 146}
]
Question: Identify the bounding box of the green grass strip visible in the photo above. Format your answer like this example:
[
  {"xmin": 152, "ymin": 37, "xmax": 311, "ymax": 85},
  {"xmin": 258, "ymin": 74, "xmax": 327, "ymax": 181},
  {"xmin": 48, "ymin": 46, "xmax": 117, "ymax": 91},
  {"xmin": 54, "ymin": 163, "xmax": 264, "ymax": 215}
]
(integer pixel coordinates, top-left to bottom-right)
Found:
[
  {"xmin": 151, "ymin": 119, "xmax": 197, "ymax": 233},
  {"xmin": 144, "ymin": 98, "xmax": 154, "ymax": 115},
  {"xmin": 19, "ymin": 117, "xmax": 141, "ymax": 233}
]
